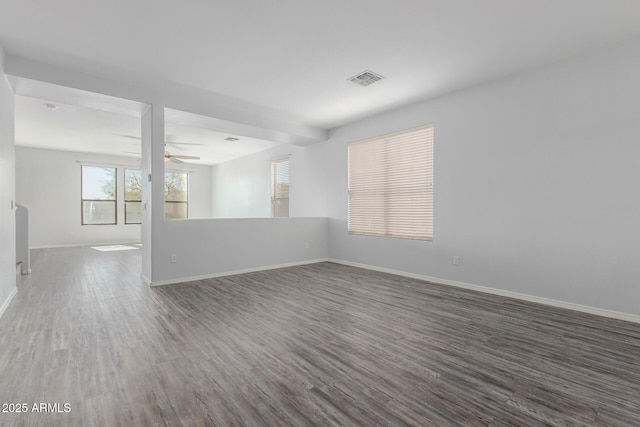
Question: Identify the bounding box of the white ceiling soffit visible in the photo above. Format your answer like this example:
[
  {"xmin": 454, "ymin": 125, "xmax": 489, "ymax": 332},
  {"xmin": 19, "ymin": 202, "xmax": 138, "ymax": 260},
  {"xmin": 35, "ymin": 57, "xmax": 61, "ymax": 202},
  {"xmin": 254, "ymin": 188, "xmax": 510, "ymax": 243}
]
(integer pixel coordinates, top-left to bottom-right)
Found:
[
  {"xmin": 2, "ymin": 1, "xmax": 640, "ymax": 130},
  {"xmin": 14, "ymin": 94, "xmax": 143, "ymax": 158},
  {"xmin": 164, "ymin": 108, "xmax": 285, "ymax": 165},
  {"xmin": 8, "ymin": 76, "xmax": 147, "ymax": 117},
  {"xmin": 163, "ymin": 107, "xmax": 314, "ymax": 146},
  {"xmin": 13, "ymin": 85, "xmax": 283, "ymax": 165},
  {"xmin": 164, "ymin": 122, "xmax": 283, "ymax": 166}
]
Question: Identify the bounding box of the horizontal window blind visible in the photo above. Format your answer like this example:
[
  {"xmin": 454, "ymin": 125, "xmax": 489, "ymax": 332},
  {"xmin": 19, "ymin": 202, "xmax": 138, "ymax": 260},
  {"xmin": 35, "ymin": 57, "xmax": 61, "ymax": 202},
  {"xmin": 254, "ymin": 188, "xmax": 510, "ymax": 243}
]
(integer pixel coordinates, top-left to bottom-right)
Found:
[
  {"xmin": 348, "ymin": 124, "xmax": 433, "ymax": 240},
  {"xmin": 272, "ymin": 157, "xmax": 290, "ymax": 218},
  {"xmin": 272, "ymin": 158, "xmax": 290, "ymax": 199}
]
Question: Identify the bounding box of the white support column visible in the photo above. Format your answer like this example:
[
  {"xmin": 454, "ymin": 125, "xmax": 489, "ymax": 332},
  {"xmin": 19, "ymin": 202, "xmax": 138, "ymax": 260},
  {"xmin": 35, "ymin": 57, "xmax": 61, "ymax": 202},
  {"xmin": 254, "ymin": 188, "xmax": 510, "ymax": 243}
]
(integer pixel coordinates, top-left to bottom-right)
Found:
[{"xmin": 140, "ymin": 104, "xmax": 166, "ymax": 284}]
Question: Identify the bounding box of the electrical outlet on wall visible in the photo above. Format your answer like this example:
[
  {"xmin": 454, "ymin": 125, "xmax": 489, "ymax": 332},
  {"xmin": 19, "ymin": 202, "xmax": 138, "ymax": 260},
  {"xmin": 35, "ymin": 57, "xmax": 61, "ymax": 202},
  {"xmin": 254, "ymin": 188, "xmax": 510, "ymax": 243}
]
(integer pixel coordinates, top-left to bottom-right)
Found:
[
  {"xmin": 305, "ymin": 241, "xmax": 310, "ymax": 249},
  {"xmin": 453, "ymin": 256, "xmax": 460, "ymax": 266},
  {"xmin": 170, "ymin": 254, "xmax": 177, "ymax": 263}
]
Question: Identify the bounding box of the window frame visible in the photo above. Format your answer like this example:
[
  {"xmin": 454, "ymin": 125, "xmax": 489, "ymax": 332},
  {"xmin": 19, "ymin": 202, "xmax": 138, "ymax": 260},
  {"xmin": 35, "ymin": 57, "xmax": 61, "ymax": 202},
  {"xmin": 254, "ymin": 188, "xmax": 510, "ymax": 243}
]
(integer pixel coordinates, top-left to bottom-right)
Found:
[
  {"xmin": 347, "ymin": 124, "xmax": 434, "ymax": 241},
  {"xmin": 271, "ymin": 156, "xmax": 290, "ymax": 218},
  {"xmin": 164, "ymin": 170, "xmax": 189, "ymax": 220},
  {"xmin": 80, "ymin": 165, "xmax": 118, "ymax": 226},
  {"xmin": 124, "ymin": 168, "xmax": 142, "ymax": 225}
]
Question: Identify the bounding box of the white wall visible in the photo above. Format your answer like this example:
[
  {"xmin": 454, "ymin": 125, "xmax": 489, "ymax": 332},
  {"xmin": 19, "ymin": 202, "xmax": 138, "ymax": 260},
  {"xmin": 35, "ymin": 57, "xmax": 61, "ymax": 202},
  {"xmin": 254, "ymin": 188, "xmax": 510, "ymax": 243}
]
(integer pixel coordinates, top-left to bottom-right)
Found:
[
  {"xmin": 0, "ymin": 43, "xmax": 17, "ymax": 317},
  {"xmin": 148, "ymin": 142, "xmax": 329, "ymax": 285},
  {"xmin": 314, "ymin": 36, "xmax": 640, "ymax": 316},
  {"xmin": 15, "ymin": 147, "xmax": 141, "ymax": 247},
  {"xmin": 211, "ymin": 143, "xmax": 327, "ymax": 218},
  {"xmin": 15, "ymin": 146, "xmax": 213, "ymax": 248},
  {"xmin": 151, "ymin": 217, "xmax": 328, "ymax": 285}
]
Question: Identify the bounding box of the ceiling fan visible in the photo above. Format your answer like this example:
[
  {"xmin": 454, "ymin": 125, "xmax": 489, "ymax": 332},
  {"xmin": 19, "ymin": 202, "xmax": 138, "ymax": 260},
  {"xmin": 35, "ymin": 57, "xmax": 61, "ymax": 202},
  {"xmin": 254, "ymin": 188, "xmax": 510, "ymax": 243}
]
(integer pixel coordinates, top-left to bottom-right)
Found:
[{"xmin": 164, "ymin": 149, "xmax": 199, "ymax": 164}]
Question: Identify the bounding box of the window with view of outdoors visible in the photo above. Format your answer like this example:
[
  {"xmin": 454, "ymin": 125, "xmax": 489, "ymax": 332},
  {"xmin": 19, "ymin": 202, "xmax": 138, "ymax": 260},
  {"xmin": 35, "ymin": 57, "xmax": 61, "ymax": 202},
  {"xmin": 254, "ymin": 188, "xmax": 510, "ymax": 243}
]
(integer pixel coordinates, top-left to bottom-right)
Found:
[
  {"xmin": 271, "ymin": 158, "xmax": 290, "ymax": 217},
  {"xmin": 81, "ymin": 165, "xmax": 117, "ymax": 225},
  {"xmin": 165, "ymin": 171, "xmax": 188, "ymax": 219},
  {"xmin": 125, "ymin": 169, "xmax": 142, "ymax": 224}
]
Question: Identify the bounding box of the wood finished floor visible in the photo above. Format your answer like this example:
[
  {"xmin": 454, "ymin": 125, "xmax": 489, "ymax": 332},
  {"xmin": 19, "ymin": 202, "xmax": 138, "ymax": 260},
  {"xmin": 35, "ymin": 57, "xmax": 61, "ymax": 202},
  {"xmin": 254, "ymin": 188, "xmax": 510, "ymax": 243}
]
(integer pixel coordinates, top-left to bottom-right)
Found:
[{"xmin": 1, "ymin": 247, "xmax": 640, "ymax": 426}]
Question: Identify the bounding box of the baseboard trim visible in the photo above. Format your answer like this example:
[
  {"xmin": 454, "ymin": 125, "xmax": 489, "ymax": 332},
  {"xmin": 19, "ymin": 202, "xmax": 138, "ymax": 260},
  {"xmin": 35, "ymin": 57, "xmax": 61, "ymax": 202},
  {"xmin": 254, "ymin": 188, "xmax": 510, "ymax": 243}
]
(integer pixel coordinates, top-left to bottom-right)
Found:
[
  {"xmin": 328, "ymin": 258, "xmax": 640, "ymax": 324},
  {"xmin": 149, "ymin": 258, "xmax": 330, "ymax": 287},
  {"xmin": 0, "ymin": 287, "xmax": 17, "ymax": 320},
  {"xmin": 140, "ymin": 273, "xmax": 151, "ymax": 286}
]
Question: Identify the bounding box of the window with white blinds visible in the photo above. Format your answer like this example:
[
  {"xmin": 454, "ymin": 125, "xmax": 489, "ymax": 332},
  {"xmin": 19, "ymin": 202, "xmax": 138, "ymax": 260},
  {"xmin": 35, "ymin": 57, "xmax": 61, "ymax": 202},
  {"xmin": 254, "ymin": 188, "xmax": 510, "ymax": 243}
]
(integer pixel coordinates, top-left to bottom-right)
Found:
[
  {"xmin": 348, "ymin": 124, "xmax": 434, "ymax": 241},
  {"xmin": 271, "ymin": 157, "xmax": 290, "ymax": 218}
]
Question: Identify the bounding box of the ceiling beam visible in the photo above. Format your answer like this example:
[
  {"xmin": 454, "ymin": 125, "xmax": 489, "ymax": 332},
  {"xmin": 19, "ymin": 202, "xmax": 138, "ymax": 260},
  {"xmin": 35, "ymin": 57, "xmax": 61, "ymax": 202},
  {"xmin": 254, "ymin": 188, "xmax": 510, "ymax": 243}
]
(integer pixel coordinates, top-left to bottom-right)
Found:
[{"xmin": 5, "ymin": 54, "xmax": 328, "ymax": 146}]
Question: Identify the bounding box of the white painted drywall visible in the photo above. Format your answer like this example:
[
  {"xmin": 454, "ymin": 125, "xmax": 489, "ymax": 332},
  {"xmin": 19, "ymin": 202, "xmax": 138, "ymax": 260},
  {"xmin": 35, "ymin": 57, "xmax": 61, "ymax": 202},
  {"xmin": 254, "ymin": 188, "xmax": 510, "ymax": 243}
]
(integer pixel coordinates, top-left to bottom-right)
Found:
[
  {"xmin": 211, "ymin": 144, "xmax": 294, "ymax": 217},
  {"xmin": 146, "ymin": 142, "xmax": 329, "ymax": 283},
  {"xmin": 15, "ymin": 146, "xmax": 213, "ymax": 248},
  {"xmin": 0, "ymin": 43, "xmax": 17, "ymax": 317},
  {"xmin": 211, "ymin": 143, "xmax": 328, "ymax": 218},
  {"xmin": 15, "ymin": 147, "xmax": 141, "ymax": 248},
  {"xmin": 150, "ymin": 217, "xmax": 328, "ymax": 284},
  {"xmin": 314, "ymin": 36, "xmax": 640, "ymax": 316}
]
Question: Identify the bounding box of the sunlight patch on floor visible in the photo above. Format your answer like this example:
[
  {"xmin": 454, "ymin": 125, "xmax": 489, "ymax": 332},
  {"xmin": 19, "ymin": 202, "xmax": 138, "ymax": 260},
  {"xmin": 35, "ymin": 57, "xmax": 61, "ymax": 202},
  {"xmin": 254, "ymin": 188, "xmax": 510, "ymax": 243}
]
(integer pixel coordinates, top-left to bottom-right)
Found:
[{"xmin": 91, "ymin": 244, "xmax": 140, "ymax": 252}]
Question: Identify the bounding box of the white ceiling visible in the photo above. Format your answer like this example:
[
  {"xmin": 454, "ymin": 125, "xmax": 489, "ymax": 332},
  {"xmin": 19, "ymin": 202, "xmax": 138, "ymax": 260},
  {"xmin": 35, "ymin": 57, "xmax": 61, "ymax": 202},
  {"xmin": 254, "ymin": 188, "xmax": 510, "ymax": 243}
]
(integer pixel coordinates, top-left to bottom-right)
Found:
[
  {"xmin": 3, "ymin": 0, "xmax": 640, "ymax": 157},
  {"xmin": 12, "ymin": 79, "xmax": 282, "ymax": 165},
  {"xmin": 163, "ymin": 114, "xmax": 282, "ymax": 165}
]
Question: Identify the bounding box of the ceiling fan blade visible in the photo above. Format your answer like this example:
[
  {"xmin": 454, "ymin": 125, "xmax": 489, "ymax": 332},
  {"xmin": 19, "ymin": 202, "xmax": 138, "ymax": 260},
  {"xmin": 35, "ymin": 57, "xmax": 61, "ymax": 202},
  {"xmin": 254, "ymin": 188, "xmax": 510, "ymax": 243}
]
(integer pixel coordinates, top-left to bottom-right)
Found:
[
  {"xmin": 123, "ymin": 151, "xmax": 141, "ymax": 155},
  {"xmin": 170, "ymin": 157, "xmax": 184, "ymax": 164},
  {"xmin": 119, "ymin": 134, "xmax": 141, "ymax": 140},
  {"xmin": 172, "ymin": 155, "xmax": 200, "ymax": 160}
]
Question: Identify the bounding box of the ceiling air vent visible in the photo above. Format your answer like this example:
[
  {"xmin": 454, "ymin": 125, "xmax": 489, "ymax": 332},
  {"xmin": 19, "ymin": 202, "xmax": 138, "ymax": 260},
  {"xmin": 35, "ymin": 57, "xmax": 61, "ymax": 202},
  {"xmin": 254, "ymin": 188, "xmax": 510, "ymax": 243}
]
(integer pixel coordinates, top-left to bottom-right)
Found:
[{"xmin": 348, "ymin": 70, "xmax": 384, "ymax": 87}]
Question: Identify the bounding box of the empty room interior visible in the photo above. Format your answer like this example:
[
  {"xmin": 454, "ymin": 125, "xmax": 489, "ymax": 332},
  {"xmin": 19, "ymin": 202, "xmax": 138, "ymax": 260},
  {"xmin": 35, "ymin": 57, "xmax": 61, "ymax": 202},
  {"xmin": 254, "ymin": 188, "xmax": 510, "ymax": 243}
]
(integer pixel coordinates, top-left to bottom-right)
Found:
[{"xmin": 1, "ymin": 1, "xmax": 640, "ymax": 425}]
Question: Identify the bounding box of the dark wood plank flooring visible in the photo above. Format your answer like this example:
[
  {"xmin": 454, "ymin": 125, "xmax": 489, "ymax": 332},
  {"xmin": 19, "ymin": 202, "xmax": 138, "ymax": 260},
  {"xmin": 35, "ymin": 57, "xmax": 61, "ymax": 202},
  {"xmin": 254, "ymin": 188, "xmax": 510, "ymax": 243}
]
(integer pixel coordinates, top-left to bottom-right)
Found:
[{"xmin": 1, "ymin": 246, "xmax": 640, "ymax": 426}]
